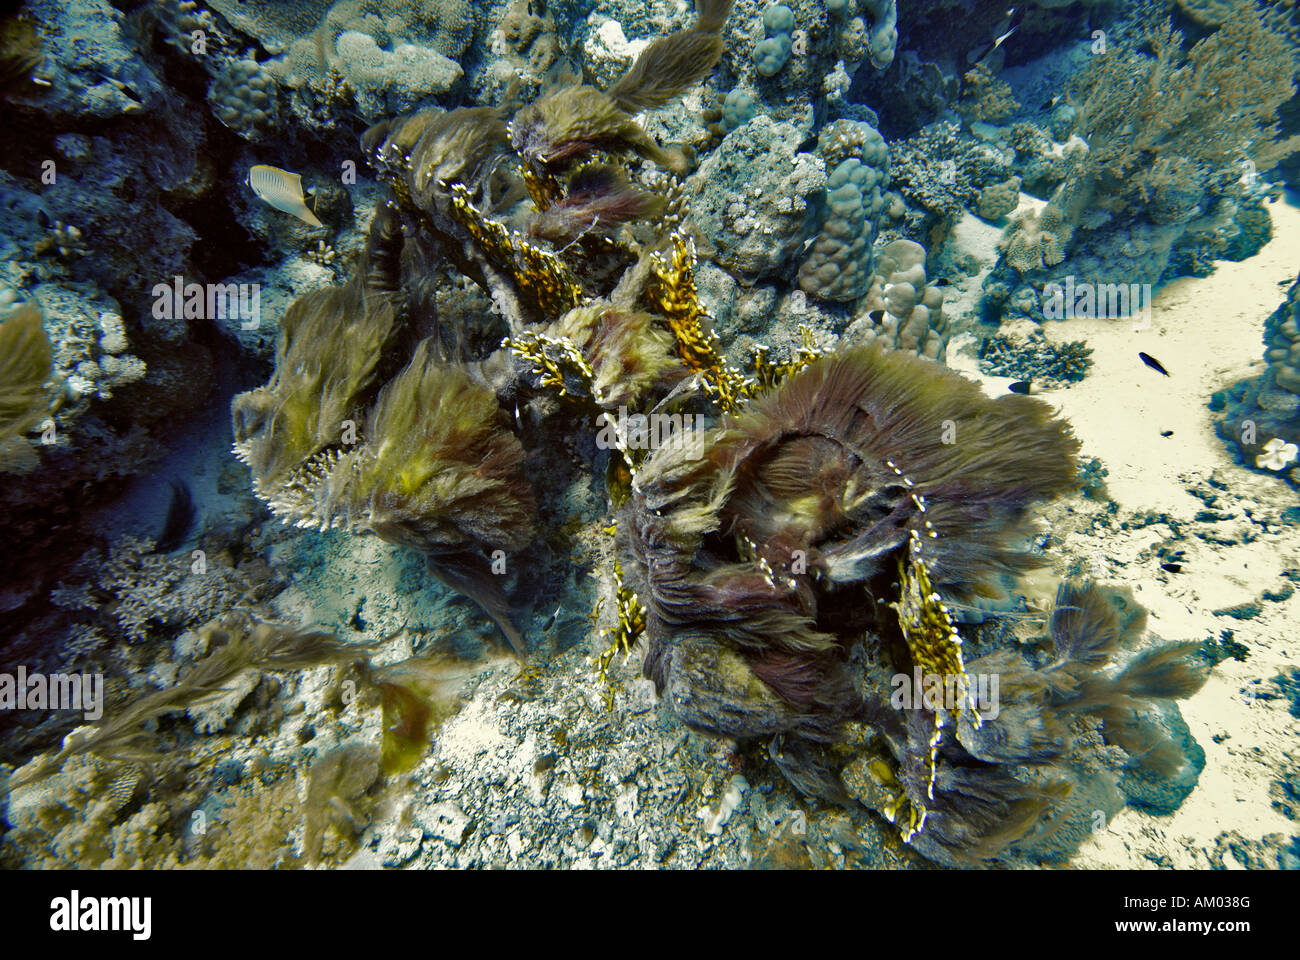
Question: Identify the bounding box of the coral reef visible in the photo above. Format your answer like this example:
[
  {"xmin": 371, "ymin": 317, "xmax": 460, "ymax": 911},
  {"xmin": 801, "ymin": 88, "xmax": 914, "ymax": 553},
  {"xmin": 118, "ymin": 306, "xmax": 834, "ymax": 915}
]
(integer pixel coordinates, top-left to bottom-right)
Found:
[
  {"xmin": 2, "ymin": 609, "xmax": 487, "ymax": 867},
  {"xmin": 0, "ymin": 0, "xmax": 1274, "ymax": 875},
  {"xmin": 1212, "ymin": 274, "xmax": 1300, "ymax": 487},
  {"xmin": 233, "ymin": 1, "xmax": 738, "ymax": 655}
]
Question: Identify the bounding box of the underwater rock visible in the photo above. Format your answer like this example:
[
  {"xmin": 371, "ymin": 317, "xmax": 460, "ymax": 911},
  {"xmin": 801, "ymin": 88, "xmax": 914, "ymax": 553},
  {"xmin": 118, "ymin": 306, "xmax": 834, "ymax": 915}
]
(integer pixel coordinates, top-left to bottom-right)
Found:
[
  {"xmin": 1212, "ymin": 273, "xmax": 1300, "ymax": 487},
  {"xmin": 693, "ymin": 115, "xmax": 826, "ymax": 280},
  {"xmin": 20, "ymin": 0, "xmax": 164, "ymax": 118}
]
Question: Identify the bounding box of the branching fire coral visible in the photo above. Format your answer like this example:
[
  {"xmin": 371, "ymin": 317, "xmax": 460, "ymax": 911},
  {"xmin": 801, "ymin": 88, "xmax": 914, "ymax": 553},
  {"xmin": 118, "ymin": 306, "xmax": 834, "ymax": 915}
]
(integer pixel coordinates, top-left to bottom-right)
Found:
[{"xmin": 646, "ymin": 233, "xmax": 750, "ymax": 410}]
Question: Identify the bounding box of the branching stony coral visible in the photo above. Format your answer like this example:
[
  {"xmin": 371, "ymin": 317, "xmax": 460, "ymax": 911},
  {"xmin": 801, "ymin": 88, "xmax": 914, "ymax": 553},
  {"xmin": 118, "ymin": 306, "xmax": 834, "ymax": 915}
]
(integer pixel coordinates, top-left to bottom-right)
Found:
[
  {"xmin": 58, "ymin": 535, "xmax": 255, "ymax": 644},
  {"xmin": 958, "ymin": 62, "xmax": 1019, "ymax": 125},
  {"xmin": 979, "ymin": 332, "xmax": 1093, "ymax": 385}
]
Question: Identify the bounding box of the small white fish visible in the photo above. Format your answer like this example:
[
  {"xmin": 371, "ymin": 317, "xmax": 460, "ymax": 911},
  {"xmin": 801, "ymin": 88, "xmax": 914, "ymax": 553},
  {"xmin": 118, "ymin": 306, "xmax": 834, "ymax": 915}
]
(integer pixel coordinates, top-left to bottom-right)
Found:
[{"xmin": 247, "ymin": 164, "xmax": 324, "ymax": 228}]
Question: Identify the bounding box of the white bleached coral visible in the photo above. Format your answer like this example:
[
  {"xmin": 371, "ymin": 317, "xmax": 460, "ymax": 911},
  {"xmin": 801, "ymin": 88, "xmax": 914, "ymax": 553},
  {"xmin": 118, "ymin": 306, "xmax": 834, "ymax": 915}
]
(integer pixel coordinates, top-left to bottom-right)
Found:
[{"xmin": 1256, "ymin": 437, "xmax": 1298, "ymax": 471}]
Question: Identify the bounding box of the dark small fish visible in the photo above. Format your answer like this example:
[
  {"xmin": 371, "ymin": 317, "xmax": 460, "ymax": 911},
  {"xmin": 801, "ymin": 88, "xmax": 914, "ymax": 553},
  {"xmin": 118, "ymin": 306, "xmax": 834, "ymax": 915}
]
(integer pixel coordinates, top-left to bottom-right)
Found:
[
  {"xmin": 868, "ymin": 309, "xmax": 885, "ymax": 323},
  {"xmin": 1041, "ymin": 95, "xmax": 1063, "ymax": 110},
  {"xmin": 156, "ymin": 480, "xmax": 195, "ymax": 553},
  {"xmin": 1161, "ymin": 430, "xmax": 1174, "ymax": 437},
  {"xmin": 935, "ymin": 277, "xmax": 952, "ymax": 287},
  {"xmin": 1161, "ymin": 562, "xmax": 1182, "ymax": 574},
  {"xmin": 1139, "ymin": 352, "xmax": 1170, "ymax": 376},
  {"xmin": 1009, "ymin": 380, "xmax": 1032, "ymax": 395}
]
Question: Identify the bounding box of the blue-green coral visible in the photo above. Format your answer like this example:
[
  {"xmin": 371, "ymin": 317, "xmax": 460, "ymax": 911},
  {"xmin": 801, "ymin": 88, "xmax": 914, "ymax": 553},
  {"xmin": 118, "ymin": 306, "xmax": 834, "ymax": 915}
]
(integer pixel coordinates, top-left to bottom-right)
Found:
[
  {"xmin": 754, "ymin": 5, "xmax": 796, "ymax": 77},
  {"xmin": 799, "ymin": 119, "xmax": 889, "ymax": 302}
]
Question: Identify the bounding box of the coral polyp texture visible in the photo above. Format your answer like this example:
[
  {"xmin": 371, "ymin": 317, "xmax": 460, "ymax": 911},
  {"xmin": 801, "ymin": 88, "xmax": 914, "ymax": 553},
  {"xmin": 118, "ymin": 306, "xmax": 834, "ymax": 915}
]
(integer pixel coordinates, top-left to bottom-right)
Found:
[{"xmin": 1, "ymin": 0, "xmax": 1297, "ymax": 878}]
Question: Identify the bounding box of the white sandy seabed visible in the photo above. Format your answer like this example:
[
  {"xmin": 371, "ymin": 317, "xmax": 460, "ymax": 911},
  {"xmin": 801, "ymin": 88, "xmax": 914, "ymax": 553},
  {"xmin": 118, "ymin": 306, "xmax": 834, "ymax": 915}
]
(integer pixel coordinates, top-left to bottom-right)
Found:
[{"xmin": 951, "ymin": 198, "xmax": 1300, "ymax": 869}]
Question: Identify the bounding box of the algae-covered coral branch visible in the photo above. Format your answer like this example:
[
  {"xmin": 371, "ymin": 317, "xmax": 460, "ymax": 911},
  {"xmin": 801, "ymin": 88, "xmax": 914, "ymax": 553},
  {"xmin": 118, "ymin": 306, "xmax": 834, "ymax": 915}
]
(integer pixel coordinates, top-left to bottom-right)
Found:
[
  {"xmin": 605, "ymin": 0, "xmax": 734, "ymax": 114},
  {"xmin": 623, "ymin": 343, "xmax": 1079, "ymax": 732},
  {"xmin": 614, "ymin": 340, "xmax": 1208, "ymax": 863}
]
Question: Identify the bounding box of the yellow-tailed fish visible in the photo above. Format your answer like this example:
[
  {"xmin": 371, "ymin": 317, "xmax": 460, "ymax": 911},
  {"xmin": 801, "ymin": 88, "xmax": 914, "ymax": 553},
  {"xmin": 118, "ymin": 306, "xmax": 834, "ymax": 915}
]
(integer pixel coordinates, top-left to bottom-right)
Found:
[{"xmin": 247, "ymin": 164, "xmax": 324, "ymax": 228}]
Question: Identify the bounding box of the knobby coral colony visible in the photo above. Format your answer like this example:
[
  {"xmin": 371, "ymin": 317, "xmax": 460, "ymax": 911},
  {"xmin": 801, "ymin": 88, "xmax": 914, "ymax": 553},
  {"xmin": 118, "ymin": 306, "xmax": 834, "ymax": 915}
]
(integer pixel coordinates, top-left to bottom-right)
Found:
[{"xmin": 230, "ymin": 0, "xmax": 1209, "ymax": 865}]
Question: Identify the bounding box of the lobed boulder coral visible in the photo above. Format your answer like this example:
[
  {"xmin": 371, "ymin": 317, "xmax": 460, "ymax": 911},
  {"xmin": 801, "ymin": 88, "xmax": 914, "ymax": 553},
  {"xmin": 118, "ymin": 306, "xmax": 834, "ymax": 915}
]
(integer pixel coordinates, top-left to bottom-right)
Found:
[
  {"xmin": 798, "ymin": 118, "xmax": 890, "ymax": 303},
  {"xmin": 209, "ymin": 58, "xmax": 280, "ymax": 140},
  {"xmin": 754, "ymin": 4, "xmax": 797, "ymax": 77},
  {"xmin": 844, "ymin": 239, "xmax": 947, "ymax": 362}
]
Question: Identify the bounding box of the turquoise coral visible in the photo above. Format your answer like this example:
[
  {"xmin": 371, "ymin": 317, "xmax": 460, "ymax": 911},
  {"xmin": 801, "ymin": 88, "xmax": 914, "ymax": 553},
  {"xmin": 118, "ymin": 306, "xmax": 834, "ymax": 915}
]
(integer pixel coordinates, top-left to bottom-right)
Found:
[{"xmin": 754, "ymin": 5, "xmax": 796, "ymax": 77}]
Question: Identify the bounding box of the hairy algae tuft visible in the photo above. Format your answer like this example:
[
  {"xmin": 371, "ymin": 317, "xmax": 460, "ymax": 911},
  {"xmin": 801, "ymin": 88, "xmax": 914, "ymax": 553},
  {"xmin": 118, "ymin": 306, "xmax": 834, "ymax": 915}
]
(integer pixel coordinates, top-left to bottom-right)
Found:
[{"xmin": 0, "ymin": 303, "xmax": 53, "ymax": 442}]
